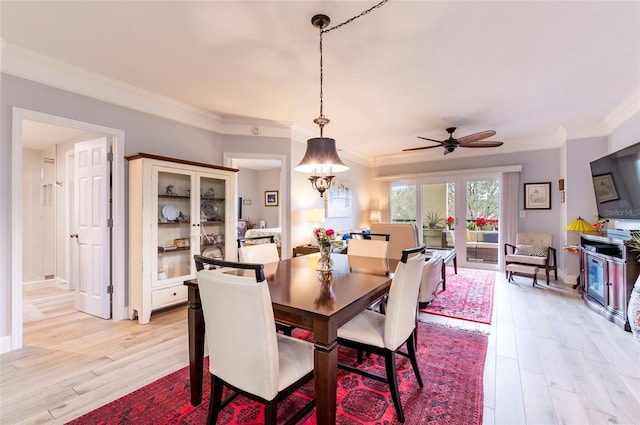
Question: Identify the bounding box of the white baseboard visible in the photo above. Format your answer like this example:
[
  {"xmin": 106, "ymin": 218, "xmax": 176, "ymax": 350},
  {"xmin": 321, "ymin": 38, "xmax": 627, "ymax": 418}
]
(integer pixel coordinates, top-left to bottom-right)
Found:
[{"xmin": 1, "ymin": 335, "xmax": 12, "ymax": 354}]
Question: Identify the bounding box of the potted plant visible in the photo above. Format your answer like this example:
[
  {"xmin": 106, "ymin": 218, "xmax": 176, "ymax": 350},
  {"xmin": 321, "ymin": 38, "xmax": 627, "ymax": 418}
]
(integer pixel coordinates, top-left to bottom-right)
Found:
[
  {"xmin": 445, "ymin": 216, "xmax": 455, "ymax": 230},
  {"xmin": 625, "ymin": 233, "xmax": 640, "ymax": 341},
  {"xmin": 425, "ymin": 211, "xmax": 444, "ymax": 229}
]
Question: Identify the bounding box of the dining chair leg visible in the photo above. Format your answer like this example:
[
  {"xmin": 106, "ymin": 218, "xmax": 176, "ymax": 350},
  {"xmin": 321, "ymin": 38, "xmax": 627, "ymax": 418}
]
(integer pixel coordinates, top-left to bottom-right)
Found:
[
  {"xmin": 406, "ymin": 331, "xmax": 423, "ymax": 387},
  {"xmin": 264, "ymin": 400, "xmax": 277, "ymax": 425},
  {"xmin": 207, "ymin": 375, "xmax": 224, "ymax": 425},
  {"xmin": 384, "ymin": 351, "xmax": 405, "ymax": 423}
]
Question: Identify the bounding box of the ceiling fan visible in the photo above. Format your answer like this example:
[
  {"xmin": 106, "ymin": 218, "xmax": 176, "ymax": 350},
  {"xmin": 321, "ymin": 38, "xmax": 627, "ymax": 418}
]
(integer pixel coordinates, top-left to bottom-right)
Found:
[{"xmin": 403, "ymin": 127, "xmax": 503, "ymax": 155}]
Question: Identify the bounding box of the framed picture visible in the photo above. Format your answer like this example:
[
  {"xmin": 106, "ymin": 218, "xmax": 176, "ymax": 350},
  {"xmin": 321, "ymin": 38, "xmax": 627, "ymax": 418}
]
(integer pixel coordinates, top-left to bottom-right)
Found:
[
  {"xmin": 592, "ymin": 173, "xmax": 619, "ymax": 203},
  {"xmin": 524, "ymin": 182, "xmax": 551, "ymax": 210},
  {"xmin": 264, "ymin": 190, "xmax": 278, "ymax": 207},
  {"xmin": 325, "ymin": 181, "xmax": 352, "ymax": 218}
]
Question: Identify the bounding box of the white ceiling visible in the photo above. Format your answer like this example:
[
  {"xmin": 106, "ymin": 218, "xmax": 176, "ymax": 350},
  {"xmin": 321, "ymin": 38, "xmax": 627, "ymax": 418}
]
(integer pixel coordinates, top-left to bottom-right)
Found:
[{"xmin": 2, "ymin": 1, "xmax": 639, "ymax": 163}]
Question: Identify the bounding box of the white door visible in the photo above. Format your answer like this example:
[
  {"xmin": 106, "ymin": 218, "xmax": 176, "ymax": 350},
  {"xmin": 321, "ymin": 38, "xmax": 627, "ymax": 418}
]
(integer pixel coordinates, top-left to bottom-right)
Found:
[{"xmin": 73, "ymin": 137, "xmax": 111, "ymax": 319}]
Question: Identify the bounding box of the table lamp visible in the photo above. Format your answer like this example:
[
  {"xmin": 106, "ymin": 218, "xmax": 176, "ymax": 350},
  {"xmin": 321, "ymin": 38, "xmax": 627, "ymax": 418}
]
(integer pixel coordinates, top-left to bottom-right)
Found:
[
  {"xmin": 566, "ymin": 216, "xmax": 596, "ymax": 233},
  {"xmin": 308, "ymin": 208, "xmax": 325, "ymax": 245}
]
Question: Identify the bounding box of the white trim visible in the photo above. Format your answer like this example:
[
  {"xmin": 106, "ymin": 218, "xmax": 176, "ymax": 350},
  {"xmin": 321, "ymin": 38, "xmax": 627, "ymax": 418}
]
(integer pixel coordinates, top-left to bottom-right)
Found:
[
  {"xmin": 374, "ymin": 165, "xmax": 523, "ymax": 182},
  {"xmin": 223, "ymin": 152, "xmax": 290, "ymax": 259},
  {"xmin": 1, "ymin": 42, "xmax": 293, "ymax": 140},
  {"xmin": 7, "ymin": 108, "xmax": 127, "ymax": 353},
  {"xmin": 605, "ymin": 86, "xmax": 640, "ymax": 131},
  {"xmin": 0, "ymin": 336, "xmax": 11, "ymax": 353}
]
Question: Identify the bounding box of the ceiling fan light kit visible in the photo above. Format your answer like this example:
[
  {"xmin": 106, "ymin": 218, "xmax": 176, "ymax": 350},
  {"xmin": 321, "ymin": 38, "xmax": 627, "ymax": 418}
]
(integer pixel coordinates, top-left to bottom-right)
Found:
[{"xmin": 405, "ymin": 126, "xmax": 504, "ymax": 155}]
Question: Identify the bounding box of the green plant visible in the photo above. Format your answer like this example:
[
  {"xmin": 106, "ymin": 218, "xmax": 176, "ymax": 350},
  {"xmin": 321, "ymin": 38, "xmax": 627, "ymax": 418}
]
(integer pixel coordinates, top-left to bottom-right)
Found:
[
  {"xmin": 625, "ymin": 233, "xmax": 640, "ymax": 262},
  {"xmin": 425, "ymin": 210, "xmax": 444, "ymax": 228}
]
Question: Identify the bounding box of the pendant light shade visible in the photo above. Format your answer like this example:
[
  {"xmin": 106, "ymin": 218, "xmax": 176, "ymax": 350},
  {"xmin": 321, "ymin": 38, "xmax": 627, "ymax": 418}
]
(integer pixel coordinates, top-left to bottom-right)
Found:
[
  {"xmin": 566, "ymin": 216, "xmax": 596, "ymax": 233},
  {"xmin": 295, "ymin": 138, "xmax": 349, "ymax": 174}
]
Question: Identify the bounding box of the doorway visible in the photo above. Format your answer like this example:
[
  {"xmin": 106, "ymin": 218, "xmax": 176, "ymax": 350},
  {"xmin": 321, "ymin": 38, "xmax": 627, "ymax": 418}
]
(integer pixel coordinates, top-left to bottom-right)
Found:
[
  {"xmin": 223, "ymin": 153, "xmax": 289, "ymax": 258},
  {"xmin": 390, "ymin": 172, "xmax": 501, "ymax": 270},
  {"xmin": 9, "ymin": 108, "xmax": 126, "ymax": 352}
]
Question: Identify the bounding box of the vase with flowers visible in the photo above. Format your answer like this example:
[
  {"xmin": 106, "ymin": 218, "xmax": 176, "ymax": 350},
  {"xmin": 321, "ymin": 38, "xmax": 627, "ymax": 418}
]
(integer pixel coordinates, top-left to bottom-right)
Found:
[
  {"xmin": 314, "ymin": 227, "xmax": 336, "ymax": 271},
  {"xmin": 592, "ymin": 218, "xmax": 609, "ymax": 236},
  {"xmin": 446, "ymin": 216, "xmax": 455, "ymax": 230},
  {"xmin": 625, "ymin": 233, "xmax": 640, "ymax": 341}
]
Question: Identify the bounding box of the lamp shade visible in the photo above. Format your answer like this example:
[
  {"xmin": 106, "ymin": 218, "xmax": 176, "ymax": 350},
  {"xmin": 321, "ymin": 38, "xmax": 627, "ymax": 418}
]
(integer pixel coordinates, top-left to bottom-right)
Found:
[
  {"xmin": 308, "ymin": 208, "xmax": 325, "ymax": 223},
  {"xmin": 369, "ymin": 210, "xmax": 381, "ymax": 223},
  {"xmin": 566, "ymin": 216, "xmax": 596, "ymax": 232},
  {"xmin": 295, "ymin": 138, "xmax": 348, "ymax": 174}
]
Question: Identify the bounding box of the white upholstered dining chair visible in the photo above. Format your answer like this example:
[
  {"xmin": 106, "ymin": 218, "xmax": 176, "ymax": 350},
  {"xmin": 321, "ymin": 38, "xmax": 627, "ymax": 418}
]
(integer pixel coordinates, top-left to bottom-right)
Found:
[
  {"xmin": 337, "ymin": 245, "xmax": 427, "ymax": 423},
  {"xmin": 238, "ymin": 242, "xmax": 280, "ymax": 263},
  {"xmin": 194, "ymin": 257, "xmax": 315, "ymax": 425}
]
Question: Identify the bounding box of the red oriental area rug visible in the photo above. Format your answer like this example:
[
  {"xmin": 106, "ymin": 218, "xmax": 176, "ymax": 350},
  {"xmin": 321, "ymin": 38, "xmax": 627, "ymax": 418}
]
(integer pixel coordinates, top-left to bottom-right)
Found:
[
  {"xmin": 66, "ymin": 322, "xmax": 487, "ymax": 425},
  {"xmin": 420, "ymin": 268, "xmax": 495, "ymax": 324}
]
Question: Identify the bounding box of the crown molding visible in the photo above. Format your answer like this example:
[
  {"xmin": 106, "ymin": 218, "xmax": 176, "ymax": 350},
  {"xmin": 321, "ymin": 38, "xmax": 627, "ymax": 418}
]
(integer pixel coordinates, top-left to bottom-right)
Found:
[
  {"xmin": 0, "ymin": 42, "xmax": 291, "ymax": 138},
  {"xmin": 604, "ymin": 86, "xmax": 640, "ymax": 130}
]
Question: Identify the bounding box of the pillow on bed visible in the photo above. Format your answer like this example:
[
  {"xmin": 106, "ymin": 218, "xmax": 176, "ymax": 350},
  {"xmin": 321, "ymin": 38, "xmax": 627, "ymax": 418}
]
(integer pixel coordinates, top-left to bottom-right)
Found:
[{"xmin": 514, "ymin": 244, "xmax": 547, "ymax": 257}]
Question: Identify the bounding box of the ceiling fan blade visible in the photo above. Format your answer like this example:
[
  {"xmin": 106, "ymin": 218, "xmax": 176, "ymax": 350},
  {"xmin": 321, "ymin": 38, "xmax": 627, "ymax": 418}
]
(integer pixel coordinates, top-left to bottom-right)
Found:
[
  {"xmin": 402, "ymin": 144, "xmax": 442, "ymax": 152},
  {"xmin": 456, "ymin": 130, "xmax": 496, "ymax": 144},
  {"xmin": 417, "ymin": 136, "xmax": 443, "ymax": 143},
  {"xmin": 460, "ymin": 141, "xmax": 504, "ymax": 148}
]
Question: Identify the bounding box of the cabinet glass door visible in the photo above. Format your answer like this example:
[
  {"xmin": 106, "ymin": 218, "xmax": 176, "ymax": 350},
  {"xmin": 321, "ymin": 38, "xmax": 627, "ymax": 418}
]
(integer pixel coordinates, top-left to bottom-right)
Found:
[
  {"xmin": 156, "ymin": 169, "xmax": 193, "ymax": 282},
  {"xmin": 197, "ymin": 173, "xmax": 227, "ymax": 261}
]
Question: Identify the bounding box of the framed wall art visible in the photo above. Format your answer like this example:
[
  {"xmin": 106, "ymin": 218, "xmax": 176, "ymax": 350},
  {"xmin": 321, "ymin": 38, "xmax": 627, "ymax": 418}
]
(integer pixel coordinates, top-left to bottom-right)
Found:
[
  {"xmin": 592, "ymin": 173, "xmax": 619, "ymax": 203},
  {"xmin": 524, "ymin": 182, "xmax": 551, "ymax": 210},
  {"xmin": 264, "ymin": 190, "xmax": 279, "ymax": 207},
  {"xmin": 325, "ymin": 181, "xmax": 352, "ymax": 218}
]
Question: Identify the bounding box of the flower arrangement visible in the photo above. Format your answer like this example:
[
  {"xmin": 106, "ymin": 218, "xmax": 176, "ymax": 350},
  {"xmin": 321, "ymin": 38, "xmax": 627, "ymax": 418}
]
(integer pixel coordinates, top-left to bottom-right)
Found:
[
  {"xmin": 487, "ymin": 218, "xmax": 498, "ymax": 228},
  {"xmin": 446, "ymin": 216, "xmax": 455, "ymax": 229},
  {"xmin": 474, "ymin": 217, "xmax": 488, "ymax": 227},
  {"xmin": 314, "ymin": 227, "xmax": 336, "ymax": 244},
  {"xmin": 592, "ymin": 218, "xmax": 608, "ymax": 233}
]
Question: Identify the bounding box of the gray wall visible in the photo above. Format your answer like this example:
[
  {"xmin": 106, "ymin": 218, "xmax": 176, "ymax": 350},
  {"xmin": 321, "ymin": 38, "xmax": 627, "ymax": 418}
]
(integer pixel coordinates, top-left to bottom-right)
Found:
[{"xmin": 0, "ymin": 73, "xmax": 248, "ymax": 341}]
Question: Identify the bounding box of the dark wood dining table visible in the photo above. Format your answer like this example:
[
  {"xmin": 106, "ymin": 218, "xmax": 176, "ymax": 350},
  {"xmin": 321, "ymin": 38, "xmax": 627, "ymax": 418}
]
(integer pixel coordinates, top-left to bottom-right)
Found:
[{"xmin": 184, "ymin": 253, "xmax": 394, "ymax": 425}]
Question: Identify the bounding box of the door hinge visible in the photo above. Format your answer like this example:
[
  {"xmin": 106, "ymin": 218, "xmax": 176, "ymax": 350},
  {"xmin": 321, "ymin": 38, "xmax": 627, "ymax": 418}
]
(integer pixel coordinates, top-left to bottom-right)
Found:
[
  {"xmin": 107, "ymin": 284, "xmax": 113, "ymax": 294},
  {"xmin": 107, "ymin": 218, "xmax": 113, "ymax": 228},
  {"xmin": 106, "ymin": 152, "xmax": 114, "ymax": 162}
]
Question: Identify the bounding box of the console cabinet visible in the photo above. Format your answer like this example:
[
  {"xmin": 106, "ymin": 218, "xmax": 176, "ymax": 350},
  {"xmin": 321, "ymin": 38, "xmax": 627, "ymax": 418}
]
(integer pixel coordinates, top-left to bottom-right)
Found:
[
  {"xmin": 126, "ymin": 153, "xmax": 238, "ymax": 324},
  {"xmin": 579, "ymin": 233, "xmax": 640, "ymax": 331}
]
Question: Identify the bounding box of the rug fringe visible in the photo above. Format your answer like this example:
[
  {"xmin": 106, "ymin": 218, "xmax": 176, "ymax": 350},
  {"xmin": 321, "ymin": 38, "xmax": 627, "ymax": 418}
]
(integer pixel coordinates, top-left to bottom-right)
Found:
[{"xmin": 419, "ymin": 319, "xmax": 491, "ymax": 335}]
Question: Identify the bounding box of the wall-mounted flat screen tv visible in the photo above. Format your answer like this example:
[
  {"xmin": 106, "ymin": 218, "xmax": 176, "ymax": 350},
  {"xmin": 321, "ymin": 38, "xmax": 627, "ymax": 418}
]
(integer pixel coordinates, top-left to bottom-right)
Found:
[{"xmin": 589, "ymin": 141, "xmax": 640, "ymax": 220}]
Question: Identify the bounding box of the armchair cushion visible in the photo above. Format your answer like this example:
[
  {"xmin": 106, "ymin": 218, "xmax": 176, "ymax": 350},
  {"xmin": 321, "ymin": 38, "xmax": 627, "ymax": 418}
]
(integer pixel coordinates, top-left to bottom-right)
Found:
[
  {"xmin": 483, "ymin": 232, "xmax": 499, "ymax": 243},
  {"xmin": 514, "ymin": 244, "xmax": 547, "ymax": 257}
]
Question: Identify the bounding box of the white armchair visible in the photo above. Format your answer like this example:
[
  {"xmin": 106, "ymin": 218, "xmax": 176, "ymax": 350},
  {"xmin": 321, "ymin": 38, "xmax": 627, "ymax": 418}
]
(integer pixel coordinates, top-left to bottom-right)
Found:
[
  {"xmin": 504, "ymin": 232, "xmax": 557, "ymax": 284},
  {"xmin": 418, "ymin": 254, "xmax": 443, "ymax": 306}
]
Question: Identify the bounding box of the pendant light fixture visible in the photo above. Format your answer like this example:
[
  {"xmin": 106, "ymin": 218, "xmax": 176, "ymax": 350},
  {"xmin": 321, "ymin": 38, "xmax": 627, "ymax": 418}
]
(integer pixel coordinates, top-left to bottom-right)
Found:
[
  {"xmin": 295, "ymin": 14, "xmax": 348, "ymax": 197},
  {"xmin": 295, "ymin": 1, "xmax": 389, "ymax": 197}
]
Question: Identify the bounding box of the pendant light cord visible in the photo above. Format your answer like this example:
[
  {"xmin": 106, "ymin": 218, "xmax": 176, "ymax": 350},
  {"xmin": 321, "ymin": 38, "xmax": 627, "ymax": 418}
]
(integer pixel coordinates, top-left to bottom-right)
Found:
[
  {"xmin": 322, "ymin": 0, "xmax": 390, "ymax": 34},
  {"xmin": 316, "ymin": 0, "xmax": 390, "ymax": 137}
]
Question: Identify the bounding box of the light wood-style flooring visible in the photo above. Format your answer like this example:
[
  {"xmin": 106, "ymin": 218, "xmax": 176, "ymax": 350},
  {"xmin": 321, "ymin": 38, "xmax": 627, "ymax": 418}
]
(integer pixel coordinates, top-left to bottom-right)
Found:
[{"xmin": 1, "ymin": 271, "xmax": 639, "ymax": 424}]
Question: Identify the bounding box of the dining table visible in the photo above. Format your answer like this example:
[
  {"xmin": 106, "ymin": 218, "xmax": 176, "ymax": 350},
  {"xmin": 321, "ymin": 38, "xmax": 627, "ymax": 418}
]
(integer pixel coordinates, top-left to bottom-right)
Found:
[{"xmin": 184, "ymin": 252, "xmax": 394, "ymax": 425}]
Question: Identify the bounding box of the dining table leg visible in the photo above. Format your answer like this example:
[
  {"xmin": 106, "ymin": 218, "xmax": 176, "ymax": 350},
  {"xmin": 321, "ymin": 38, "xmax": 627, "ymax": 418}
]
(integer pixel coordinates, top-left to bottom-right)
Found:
[
  {"xmin": 313, "ymin": 337, "xmax": 338, "ymax": 425},
  {"xmin": 187, "ymin": 284, "xmax": 205, "ymax": 406}
]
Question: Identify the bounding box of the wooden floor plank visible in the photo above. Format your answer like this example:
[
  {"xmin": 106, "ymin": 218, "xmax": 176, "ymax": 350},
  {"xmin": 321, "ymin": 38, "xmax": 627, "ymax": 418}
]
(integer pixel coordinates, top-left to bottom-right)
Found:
[{"xmin": 3, "ymin": 273, "xmax": 639, "ymax": 425}]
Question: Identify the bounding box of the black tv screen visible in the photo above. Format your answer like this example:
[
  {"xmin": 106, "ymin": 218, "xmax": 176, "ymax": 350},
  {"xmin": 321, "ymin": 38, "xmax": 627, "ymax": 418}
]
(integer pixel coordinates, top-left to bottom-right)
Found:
[{"xmin": 590, "ymin": 141, "xmax": 640, "ymax": 220}]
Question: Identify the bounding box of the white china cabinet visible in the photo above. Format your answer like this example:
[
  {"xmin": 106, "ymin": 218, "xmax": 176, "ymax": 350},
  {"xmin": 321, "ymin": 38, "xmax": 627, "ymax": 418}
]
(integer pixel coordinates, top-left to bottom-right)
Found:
[{"xmin": 126, "ymin": 153, "xmax": 238, "ymax": 324}]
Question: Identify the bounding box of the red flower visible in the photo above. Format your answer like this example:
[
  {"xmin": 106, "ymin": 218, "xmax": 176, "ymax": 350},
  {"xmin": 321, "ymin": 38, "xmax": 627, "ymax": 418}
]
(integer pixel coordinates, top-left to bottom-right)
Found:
[
  {"xmin": 446, "ymin": 216, "xmax": 455, "ymax": 225},
  {"xmin": 326, "ymin": 229, "xmax": 335, "ymax": 236},
  {"xmin": 474, "ymin": 217, "xmax": 487, "ymax": 226}
]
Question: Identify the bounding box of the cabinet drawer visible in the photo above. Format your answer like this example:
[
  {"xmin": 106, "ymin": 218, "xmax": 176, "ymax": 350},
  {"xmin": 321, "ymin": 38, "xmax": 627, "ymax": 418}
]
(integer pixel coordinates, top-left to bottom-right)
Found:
[{"xmin": 152, "ymin": 285, "xmax": 188, "ymax": 308}]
